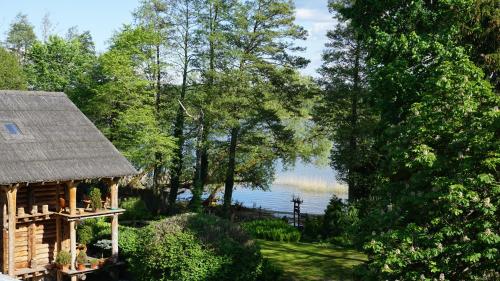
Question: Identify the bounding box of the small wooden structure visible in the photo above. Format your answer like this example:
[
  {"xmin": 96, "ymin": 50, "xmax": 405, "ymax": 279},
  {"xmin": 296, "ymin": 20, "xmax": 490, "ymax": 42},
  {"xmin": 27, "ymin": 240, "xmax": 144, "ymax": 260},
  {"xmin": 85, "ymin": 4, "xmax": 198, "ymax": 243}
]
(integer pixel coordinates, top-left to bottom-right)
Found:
[
  {"xmin": 0, "ymin": 91, "xmax": 137, "ymax": 280},
  {"xmin": 291, "ymin": 195, "xmax": 303, "ymax": 228}
]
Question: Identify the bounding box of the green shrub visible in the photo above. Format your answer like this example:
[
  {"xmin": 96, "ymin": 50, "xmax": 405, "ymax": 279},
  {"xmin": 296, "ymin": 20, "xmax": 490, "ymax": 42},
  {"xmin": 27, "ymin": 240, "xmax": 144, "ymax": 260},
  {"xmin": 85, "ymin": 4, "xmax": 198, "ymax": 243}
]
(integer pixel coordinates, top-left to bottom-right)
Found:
[
  {"xmin": 77, "ymin": 251, "xmax": 87, "ymax": 264},
  {"xmin": 321, "ymin": 196, "xmax": 361, "ymax": 246},
  {"xmin": 77, "ymin": 223, "xmax": 94, "ymax": 245},
  {"xmin": 258, "ymin": 259, "xmax": 284, "ymax": 281},
  {"xmin": 128, "ymin": 213, "xmax": 273, "ymax": 281},
  {"xmin": 129, "ymin": 219, "xmax": 226, "ymax": 281},
  {"xmin": 120, "ymin": 197, "xmax": 152, "ymax": 221},
  {"xmin": 56, "ymin": 250, "xmax": 71, "ymax": 266},
  {"xmin": 302, "ymin": 215, "xmax": 323, "ymax": 241},
  {"xmin": 89, "ymin": 188, "xmax": 102, "ymax": 210},
  {"xmin": 323, "ymin": 195, "xmax": 345, "ymax": 237},
  {"xmin": 242, "ymin": 219, "xmax": 301, "ymax": 242},
  {"xmin": 118, "ymin": 226, "xmax": 139, "ymax": 258}
]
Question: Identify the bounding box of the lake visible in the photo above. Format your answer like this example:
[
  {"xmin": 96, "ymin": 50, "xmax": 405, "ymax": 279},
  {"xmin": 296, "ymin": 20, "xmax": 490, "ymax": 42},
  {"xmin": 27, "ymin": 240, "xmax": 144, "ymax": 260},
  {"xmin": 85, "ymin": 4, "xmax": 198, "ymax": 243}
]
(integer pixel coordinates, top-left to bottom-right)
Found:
[
  {"xmin": 181, "ymin": 162, "xmax": 347, "ymax": 215},
  {"xmin": 232, "ymin": 183, "xmax": 347, "ymax": 215}
]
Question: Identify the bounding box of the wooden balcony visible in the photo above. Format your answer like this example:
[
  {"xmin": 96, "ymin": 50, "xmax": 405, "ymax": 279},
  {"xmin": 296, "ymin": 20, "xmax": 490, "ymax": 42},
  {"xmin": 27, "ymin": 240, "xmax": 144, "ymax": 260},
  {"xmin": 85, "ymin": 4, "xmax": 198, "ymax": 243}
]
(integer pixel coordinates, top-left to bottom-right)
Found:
[{"xmin": 57, "ymin": 208, "xmax": 125, "ymax": 222}]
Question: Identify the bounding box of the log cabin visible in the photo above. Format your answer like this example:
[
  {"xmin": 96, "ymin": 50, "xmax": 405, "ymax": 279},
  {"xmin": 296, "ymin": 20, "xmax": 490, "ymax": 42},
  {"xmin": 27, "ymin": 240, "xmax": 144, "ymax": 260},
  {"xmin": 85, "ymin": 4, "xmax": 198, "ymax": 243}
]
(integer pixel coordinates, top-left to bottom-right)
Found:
[{"xmin": 0, "ymin": 90, "xmax": 137, "ymax": 280}]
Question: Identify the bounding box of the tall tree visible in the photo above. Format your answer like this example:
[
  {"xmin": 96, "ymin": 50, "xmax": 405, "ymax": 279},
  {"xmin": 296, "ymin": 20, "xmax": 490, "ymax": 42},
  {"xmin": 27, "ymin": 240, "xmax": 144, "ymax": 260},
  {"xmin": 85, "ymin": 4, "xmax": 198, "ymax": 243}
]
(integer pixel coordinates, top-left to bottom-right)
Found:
[
  {"xmin": 24, "ymin": 35, "xmax": 96, "ymax": 92},
  {"xmin": 89, "ymin": 26, "xmax": 175, "ymax": 177},
  {"xmin": 133, "ymin": 0, "xmax": 172, "ymax": 199},
  {"xmin": 6, "ymin": 13, "xmax": 36, "ymax": 61},
  {"xmin": 344, "ymin": 0, "xmax": 500, "ymax": 279},
  {"xmin": 219, "ymin": 0, "xmax": 321, "ymax": 215},
  {"xmin": 167, "ymin": 0, "xmax": 202, "ymax": 213},
  {"xmin": 316, "ymin": 0, "xmax": 378, "ymax": 202},
  {"xmin": 0, "ymin": 47, "xmax": 27, "ymax": 90},
  {"xmin": 189, "ymin": 0, "xmax": 236, "ymax": 211},
  {"xmin": 41, "ymin": 13, "xmax": 55, "ymax": 42}
]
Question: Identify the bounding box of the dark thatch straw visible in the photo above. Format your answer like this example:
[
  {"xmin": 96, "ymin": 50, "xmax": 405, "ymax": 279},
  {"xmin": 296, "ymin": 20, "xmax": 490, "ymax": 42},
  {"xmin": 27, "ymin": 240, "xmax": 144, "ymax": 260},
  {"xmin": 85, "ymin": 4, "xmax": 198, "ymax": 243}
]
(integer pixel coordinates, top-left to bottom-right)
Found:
[{"xmin": 0, "ymin": 90, "xmax": 137, "ymax": 185}]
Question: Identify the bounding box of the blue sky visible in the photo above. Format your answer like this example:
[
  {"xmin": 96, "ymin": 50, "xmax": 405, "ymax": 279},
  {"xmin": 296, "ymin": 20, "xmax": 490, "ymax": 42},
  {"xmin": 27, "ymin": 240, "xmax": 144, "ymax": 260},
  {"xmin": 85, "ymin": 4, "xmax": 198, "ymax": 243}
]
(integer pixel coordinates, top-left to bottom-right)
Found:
[
  {"xmin": 0, "ymin": 0, "xmax": 336, "ymax": 181},
  {"xmin": 0, "ymin": 0, "xmax": 333, "ymax": 77}
]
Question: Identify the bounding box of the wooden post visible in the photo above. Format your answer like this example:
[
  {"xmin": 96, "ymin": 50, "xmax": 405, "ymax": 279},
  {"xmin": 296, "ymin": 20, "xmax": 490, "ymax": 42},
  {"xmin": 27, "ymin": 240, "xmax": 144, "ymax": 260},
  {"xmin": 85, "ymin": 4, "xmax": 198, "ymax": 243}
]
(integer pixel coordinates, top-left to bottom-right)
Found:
[
  {"xmin": 3, "ymin": 202, "xmax": 8, "ymax": 273},
  {"xmin": 112, "ymin": 214, "xmax": 119, "ymax": 262},
  {"xmin": 55, "ymin": 184, "xmax": 61, "ymax": 255},
  {"xmin": 67, "ymin": 182, "xmax": 77, "ymax": 215},
  {"xmin": 69, "ymin": 221, "xmax": 76, "ymax": 270},
  {"xmin": 108, "ymin": 178, "xmax": 119, "ymax": 262},
  {"xmin": 28, "ymin": 223, "xmax": 37, "ymax": 268},
  {"xmin": 6, "ymin": 186, "xmax": 17, "ymax": 276},
  {"xmin": 109, "ymin": 179, "xmax": 119, "ymax": 209}
]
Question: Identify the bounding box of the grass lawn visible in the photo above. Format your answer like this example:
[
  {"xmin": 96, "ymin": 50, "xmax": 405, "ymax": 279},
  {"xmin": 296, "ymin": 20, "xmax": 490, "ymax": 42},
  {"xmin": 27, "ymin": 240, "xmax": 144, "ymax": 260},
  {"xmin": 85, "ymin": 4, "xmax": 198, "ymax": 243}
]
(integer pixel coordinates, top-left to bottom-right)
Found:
[{"xmin": 258, "ymin": 240, "xmax": 367, "ymax": 281}]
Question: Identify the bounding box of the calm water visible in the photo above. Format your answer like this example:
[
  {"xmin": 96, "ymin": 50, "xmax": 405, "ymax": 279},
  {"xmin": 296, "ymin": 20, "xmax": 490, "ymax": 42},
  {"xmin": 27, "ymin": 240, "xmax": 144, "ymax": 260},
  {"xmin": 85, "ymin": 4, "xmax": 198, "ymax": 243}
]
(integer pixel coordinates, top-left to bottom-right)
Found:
[
  {"xmin": 232, "ymin": 184, "xmax": 346, "ymax": 215},
  {"xmin": 180, "ymin": 162, "xmax": 347, "ymax": 215}
]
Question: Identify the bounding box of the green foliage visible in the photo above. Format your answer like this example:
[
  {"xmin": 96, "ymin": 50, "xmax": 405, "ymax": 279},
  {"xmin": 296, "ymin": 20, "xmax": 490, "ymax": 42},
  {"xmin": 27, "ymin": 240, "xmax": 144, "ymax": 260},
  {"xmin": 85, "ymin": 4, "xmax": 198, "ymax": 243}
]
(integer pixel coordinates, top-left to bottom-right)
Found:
[
  {"xmin": 316, "ymin": 0, "xmax": 378, "ymax": 201},
  {"xmin": 0, "ymin": 47, "xmax": 26, "ymax": 90},
  {"xmin": 323, "ymin": 196, "xmax": 345, "ymax": 238},
  {"xmin": 120, "ymin": 197, "xmax": 152, "ymax": 221},
  {"xmin": 302, "ymin": 215, "xmax": 323, "ymax": 242},
  {"xmin": 242, "ymin": 219, "xmax": 301, "ymax": 242},
  {"xmin": 87, "ymin": 26, "xmax": 175, "ymax": 175},
  {"xmin": 24, "ymin": 35, "xmax": 96, "ymax": 92},
  {"xmin": 128, "ymin": 213, "xmax": 268, "ymax": 281},
  {"xmin": 55, "ymin": 250, "xmax": 71, "ymax": 266},
  {"xmin": 258, "ymin": 259, "xmax": 284, "ymax": 281},
  {"xmin": 77, "ymin": 223, "xmax": 94, "ymax": 246},
  {"xmin": 90, "ymin": 258, "xmax": 99, "ymax": 266},
  {"xmin": 76, "ymin": 250, "xmax": 87, "ymax": 264},
  {"xmin": 131, "ymin": 228, "xmax": 225, "ymax": 281},
  {"xmin": 89, "ymin": 188, "xmax": 102, "ymax": 210},
  {"xmin": 343, "ymin": 0, "xmax": 500, "ymax": 279},
  {"xmin": 6, "ymin": 13, "xmax": 36, "ymax": 58},
  {"xmin": 118, "ymin": 226, "xmax": 139, "ymax": 259}
]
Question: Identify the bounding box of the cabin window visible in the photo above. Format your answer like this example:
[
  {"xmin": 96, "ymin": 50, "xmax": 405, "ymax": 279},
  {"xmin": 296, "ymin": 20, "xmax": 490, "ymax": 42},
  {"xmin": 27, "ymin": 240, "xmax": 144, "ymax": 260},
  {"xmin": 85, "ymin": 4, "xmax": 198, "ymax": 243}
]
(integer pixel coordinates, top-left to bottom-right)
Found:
[{"xmin": 4, "ymin": 123, "xmax": 21, "ymax": 135}]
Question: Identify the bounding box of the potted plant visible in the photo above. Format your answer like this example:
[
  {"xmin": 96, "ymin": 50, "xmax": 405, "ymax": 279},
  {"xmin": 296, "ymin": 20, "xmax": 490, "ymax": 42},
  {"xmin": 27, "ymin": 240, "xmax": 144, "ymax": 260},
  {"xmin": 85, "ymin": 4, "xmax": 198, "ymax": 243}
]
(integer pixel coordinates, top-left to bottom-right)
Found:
[
  {"xmin": 90, "ymin": 258, "xmax": 99, "ymax": 269},
  {"xmin": 89, "ymin": 188, "xmax": 102, "ymax": 212},
  {"xmin": 55, "ymin": 250, "xmax": 71, "ymax": 271},
  {"xmin": 76, "ymin": 251, "xmax": 87, "ymax": 271}
]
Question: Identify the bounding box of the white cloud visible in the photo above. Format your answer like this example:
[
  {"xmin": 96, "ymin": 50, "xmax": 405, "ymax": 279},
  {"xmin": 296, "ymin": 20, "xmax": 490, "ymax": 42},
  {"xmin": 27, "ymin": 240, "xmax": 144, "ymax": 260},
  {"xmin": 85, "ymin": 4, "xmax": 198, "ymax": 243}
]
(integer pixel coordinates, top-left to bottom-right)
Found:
[{"xmin": 295, "ymin": 8, "xmax": 331, "ymax": 23}]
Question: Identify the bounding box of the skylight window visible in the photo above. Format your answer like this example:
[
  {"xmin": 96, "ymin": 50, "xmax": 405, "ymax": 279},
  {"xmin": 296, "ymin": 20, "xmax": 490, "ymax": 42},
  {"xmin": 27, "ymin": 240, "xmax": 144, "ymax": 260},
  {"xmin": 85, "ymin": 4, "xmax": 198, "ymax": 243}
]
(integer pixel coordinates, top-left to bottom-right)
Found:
[{"xmin": 4, "ymin": 123, "xmax": 21, "ymax": 135}]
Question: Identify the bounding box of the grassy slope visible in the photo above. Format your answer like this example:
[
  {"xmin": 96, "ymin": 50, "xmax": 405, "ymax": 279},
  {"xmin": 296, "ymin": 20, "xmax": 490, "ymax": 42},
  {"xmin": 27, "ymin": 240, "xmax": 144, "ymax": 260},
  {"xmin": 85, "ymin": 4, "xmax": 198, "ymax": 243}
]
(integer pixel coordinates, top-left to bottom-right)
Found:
[{"xmin": 258, "ymin": 240, "xmax": 367, "ymax": 281}]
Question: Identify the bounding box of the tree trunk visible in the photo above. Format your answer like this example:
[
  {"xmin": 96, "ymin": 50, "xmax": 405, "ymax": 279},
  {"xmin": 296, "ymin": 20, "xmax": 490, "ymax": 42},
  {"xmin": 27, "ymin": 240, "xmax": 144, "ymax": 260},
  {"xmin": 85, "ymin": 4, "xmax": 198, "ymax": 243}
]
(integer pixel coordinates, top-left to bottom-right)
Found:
[
  {"xmin": 190, "ymin": 3, "xmax": 218, "ymax": 210},
  {"xmin": 189, "ymin": 112, "xmax": 204, "ymax": 211},
  {"xmin": 348, "ymin": 42, "xmax": 361, "ymax": 202},
  {"xmin": 153, "ymin": 44, "xmax": 162, "ymax": 198},
  {"xmin": 168, "ymin": 4, "xmax": 190, "ymax": 214},
  {"xmin": 223, "ymin": 127, "xmax": 239, "ymax": 216}
]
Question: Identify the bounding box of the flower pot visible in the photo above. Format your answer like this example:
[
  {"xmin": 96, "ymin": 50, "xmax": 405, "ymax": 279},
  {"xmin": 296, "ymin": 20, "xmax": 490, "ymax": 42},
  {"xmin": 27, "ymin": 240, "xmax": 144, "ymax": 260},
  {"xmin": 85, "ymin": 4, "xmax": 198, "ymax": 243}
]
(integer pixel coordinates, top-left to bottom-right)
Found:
[
  {"xmin": 17, "ymin": 207, "xmax": 25, "ymax": 217},
  {"xmin": 91, "ymin": 264, "xmax": 98, "ymax": 269},
  {"xmin": 59, "ymin": 197, "xmax": 66, "ymax": 212},
  {"xmin": 42, "ymin": 204, "xmax": 49, "ymax": 214},
  {"xmin": 78, "ymin": 263, "xmax": 86, "ymax": 271},
  {"xmin": 60, "ymin": 264, "xmax": 69, "ymax": 271}
]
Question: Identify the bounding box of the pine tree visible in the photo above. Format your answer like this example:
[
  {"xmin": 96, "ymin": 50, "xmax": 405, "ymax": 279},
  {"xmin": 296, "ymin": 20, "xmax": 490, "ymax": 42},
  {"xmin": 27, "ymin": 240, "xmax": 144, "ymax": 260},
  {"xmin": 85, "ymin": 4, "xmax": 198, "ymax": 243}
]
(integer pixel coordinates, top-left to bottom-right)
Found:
[
  {"xmin": 317, "ymin": 0, "xmax": 378, "ymax": 202},
  {"xmin": 6, "ymin": 13, "xmax": 36, "ymax": 61}
]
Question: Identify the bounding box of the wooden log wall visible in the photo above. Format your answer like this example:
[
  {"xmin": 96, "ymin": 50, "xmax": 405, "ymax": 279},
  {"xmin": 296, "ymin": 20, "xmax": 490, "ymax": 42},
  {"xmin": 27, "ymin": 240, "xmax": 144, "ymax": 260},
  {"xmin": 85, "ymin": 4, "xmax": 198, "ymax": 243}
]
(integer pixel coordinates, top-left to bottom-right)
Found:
[
  {"xmin": 2, "ymin": 184, "xmax": 63, "ymax": 272},
  {"xmin": 0, "ymin": 192, "xmax": 5, "ymax": 271}
]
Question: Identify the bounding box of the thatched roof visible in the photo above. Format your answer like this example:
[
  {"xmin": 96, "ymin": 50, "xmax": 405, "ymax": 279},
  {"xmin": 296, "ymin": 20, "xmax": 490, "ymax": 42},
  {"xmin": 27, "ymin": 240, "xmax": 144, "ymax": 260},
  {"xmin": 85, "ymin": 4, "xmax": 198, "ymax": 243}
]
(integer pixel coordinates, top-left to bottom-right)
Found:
[{"xmin": 0, "ymin": 90, "xmax": 137, "ymax": 185}]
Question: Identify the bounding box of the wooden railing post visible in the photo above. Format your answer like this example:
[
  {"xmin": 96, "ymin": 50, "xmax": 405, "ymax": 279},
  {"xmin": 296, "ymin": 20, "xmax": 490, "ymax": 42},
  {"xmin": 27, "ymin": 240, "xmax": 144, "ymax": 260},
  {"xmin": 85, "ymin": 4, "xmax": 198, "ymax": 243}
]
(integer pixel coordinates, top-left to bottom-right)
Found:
[
  {"xmin": 67, "ymin": 182, "xmax": 77, "ymax": 216},
  {"xmin": 108, "ymin": 178, "xmax": 119, "ymax": 262},
  {"xmin": 69, "ymin": 221, "xmax": 76, "ymax": 270},
  {"xmin": 6, "ymin": 186, "xmax": 17, "ymax": 276}
]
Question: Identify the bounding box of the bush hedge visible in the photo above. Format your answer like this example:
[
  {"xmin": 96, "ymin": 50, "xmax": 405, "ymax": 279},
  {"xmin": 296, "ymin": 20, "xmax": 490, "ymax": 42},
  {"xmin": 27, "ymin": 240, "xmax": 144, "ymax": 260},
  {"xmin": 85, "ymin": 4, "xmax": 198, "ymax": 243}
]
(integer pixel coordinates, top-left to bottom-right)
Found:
[
  {"xmin": 242, "ymin": 219, "xmax": 301, "ymax": 242},
  {"xmin": 128, "ymin": 213, "xmax": 276, "ymax": 281},
  {"xmin": 120, "ymin": 197, "xmax": 153, "ymax": 221}
]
